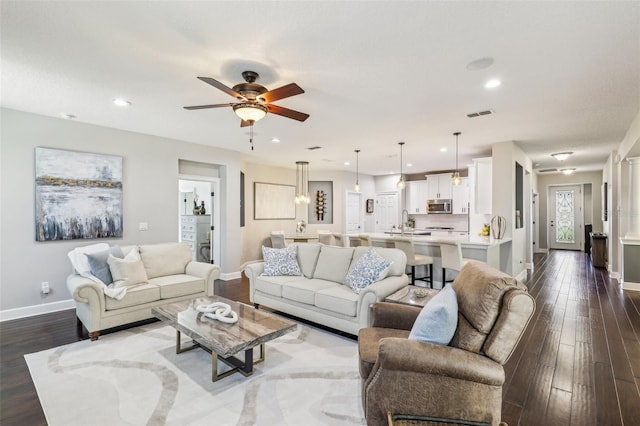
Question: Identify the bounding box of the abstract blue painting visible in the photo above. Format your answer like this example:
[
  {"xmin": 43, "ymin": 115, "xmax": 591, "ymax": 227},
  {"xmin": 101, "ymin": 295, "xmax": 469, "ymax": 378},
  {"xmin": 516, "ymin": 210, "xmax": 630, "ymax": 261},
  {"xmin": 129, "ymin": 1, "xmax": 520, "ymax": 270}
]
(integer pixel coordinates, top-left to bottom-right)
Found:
[{"xmin": 35, "ymin": 147, "xmax": 123, "ymax": 241}]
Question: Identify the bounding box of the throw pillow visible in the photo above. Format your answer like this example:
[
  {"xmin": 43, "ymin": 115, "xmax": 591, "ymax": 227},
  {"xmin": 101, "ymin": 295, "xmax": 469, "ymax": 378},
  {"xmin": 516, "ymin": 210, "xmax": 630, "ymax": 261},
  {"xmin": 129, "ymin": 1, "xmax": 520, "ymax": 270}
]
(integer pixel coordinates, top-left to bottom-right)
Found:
[
  {"xmin": 108, "ymin": 254, "xmax": 149, "ymax": 287},
  {"xmin": 261, "ymin": 245, "xmax": 303, "ymax": 276},
  {"xmin": 409, "ymin": 284, "xmax": 458, "ymax": 345},
  {"xmin": 67, "ymin": 243, "xmax": 110, "ymax": 281},
  {"xmin": 345, "ymin": 248, "xmax": 392, "ymax": 294},
  {"xmin": 86, "ymin": 246, "xmax": 124, "ymax": 285}
]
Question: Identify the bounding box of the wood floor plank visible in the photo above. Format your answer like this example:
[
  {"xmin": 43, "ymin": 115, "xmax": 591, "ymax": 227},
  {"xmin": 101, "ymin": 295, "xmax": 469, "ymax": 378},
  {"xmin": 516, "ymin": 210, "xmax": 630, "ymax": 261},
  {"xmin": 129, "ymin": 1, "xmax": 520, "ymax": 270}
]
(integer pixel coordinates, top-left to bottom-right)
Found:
[
  {"xmin": 552, "ymin": 343, "xmax": 575, "ymax": 392},
  {"xmin": 571, "ymin": 383, "xmax": 596, "ymax": 426},
  {"xmin": 545, "ymin": 387, "xmax": 572, "ymax": 426}
]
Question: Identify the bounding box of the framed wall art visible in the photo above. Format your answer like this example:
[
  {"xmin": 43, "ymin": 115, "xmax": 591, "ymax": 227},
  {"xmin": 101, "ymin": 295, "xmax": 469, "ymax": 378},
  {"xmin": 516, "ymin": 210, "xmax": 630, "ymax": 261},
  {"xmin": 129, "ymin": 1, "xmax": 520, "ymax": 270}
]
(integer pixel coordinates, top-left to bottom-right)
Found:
[
  {"xmin": 254, "ymin": 182, "xmax": 296, "ymax": 220},
  {"xmin": 366, "ymin": 198, "xmax": 374, "ymax": 214},
  {"xmin": 308, "ymin": 181, "xmax": 333, "ymax": 224},
  {"xmin": 35, "ymin": 147, "xmax": 123, "ymax": 241}
]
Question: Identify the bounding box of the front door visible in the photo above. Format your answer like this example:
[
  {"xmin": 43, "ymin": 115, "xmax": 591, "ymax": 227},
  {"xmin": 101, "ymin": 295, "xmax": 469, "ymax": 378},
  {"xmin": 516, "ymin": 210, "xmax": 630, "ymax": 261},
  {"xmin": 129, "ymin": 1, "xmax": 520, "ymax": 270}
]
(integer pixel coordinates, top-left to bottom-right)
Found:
[
  {"xmin": 375, "ymin": 192, "xmax": 399, "ymax": 233},
  {"xmin": 549, "ymin": 185, "xmax": 583, "ymax": 251}
]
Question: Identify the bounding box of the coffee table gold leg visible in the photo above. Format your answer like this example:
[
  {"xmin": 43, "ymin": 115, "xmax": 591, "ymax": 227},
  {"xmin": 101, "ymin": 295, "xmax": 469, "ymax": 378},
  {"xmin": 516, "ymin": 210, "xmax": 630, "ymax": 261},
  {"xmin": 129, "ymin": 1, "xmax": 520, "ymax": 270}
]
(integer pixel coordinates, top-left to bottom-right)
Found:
[{"xmin": 255, "ymin": 343, "xmax": 265, "ymax": 364}]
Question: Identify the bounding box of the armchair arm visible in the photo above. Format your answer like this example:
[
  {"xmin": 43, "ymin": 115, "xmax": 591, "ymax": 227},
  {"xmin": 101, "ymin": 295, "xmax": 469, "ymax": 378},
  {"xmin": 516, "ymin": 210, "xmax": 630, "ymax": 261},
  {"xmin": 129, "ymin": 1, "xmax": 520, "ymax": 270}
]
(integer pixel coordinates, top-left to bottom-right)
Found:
[
  {"xmin": 185, "ymin": 261, "xmax": 220, "ymax": 296},
  {"xmin": 370, "ymin": 302, "xmax": 421, "ymax": 330}
]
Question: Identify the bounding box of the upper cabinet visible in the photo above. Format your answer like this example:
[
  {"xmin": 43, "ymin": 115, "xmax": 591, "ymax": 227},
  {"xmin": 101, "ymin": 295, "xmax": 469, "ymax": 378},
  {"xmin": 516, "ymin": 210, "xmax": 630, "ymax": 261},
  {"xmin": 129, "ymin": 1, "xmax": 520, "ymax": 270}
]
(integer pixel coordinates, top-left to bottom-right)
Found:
[
  {"xmin": 451, "ymin": 177, "xmax": 469, "ymax": 214},
  {"xmin": 407, "ymin": 180, "xmax": 429, "ymax": 214},
  {"xmin": 425, "ymin": 173, "xmax": 453, "ymax": 199},
  {"xmin": 473, "ymin": 158, "xmax": 492, "ymax": 214}
]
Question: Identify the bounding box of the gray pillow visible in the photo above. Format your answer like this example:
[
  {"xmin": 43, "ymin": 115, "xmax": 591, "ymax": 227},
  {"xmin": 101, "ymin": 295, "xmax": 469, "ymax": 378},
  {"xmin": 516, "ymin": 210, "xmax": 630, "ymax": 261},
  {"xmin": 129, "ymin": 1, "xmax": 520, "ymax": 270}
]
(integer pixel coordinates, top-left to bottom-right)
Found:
[{"xmin": 86, "ymin": 245, "xmax": 124, "ymax": 285}]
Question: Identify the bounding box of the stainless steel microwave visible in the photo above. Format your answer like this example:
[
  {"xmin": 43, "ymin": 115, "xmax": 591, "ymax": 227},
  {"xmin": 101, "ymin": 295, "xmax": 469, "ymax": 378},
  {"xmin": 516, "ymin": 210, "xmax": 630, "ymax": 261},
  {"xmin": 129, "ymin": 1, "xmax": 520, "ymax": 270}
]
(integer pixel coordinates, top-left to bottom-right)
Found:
[{"xmin": 427, "ymin": 199, "xmax": 452, "ymax": 214}]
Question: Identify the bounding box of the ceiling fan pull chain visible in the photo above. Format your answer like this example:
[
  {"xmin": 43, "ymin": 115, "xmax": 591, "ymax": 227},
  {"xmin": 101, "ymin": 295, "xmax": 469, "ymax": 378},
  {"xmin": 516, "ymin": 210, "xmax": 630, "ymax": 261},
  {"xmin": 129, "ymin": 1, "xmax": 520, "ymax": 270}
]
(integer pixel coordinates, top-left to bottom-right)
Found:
[{"xmin": 250, "ymin": 123, "xmax": 254, "ymax": 151}]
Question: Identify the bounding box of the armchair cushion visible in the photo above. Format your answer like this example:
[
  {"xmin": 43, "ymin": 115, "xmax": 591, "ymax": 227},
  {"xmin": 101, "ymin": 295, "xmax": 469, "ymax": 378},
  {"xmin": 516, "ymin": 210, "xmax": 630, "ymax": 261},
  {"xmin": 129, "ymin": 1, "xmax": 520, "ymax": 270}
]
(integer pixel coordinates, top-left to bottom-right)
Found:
[
  {"xmin": 408, "ymin": 284, "xmax": 458, "ymax": 345},
  {"xmin": 261, "ymin": 245, "xmax": 302, "ymax": 276}
]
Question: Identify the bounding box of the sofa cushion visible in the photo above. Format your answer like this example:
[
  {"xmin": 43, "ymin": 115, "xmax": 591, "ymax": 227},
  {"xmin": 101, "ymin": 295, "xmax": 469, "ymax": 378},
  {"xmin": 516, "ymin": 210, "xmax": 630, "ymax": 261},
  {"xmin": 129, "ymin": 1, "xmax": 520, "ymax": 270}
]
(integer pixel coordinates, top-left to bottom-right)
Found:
[
  {"xmin": 409, "ymin": 284, "xmax": 458, "ymax": 345},
  {"xmin": 315, "ymin": 285, "xmax": 359, "ymax": 316},
  {"xmin": 294, "ymin": 243, "xmax": 322, "ymax": 278},
  {"xmin": 148, "ymin": 274, "xmax": 204, "ymax": 299},
  {"xmin": 105, "ymin": 283, "xmax": 160, "ymax": 310},
  {"xmin": 262, "ymin": 245, "xmax": 302, "ymax": 276},
  {"xmin": 312, "ymin": 246, "xmax": 354, "ymax": 283},
  {"xmin": 352, "ymin": 246, "xmax": 406, "ymax": 277},
  {"xmin": 86, "ymin": 245, "xmax": 124, "ymax": 285},
  {"xmin": 108, "ymin": 254, "xmax": 149, "ymax": 287},
  {"xmin": 254, "ymin": 275, "xmax": 304, "ymax": 298},
  {"xmin": 281, "ymin": 279, "xmax": 338, "ymax": 305},
  {"xmin": 139, "ymin": 243, "xmax": 193, "ymax": 279},
  {"xmin": 345, "ymin": 248, "xmax": 392, "ymax": 294}
]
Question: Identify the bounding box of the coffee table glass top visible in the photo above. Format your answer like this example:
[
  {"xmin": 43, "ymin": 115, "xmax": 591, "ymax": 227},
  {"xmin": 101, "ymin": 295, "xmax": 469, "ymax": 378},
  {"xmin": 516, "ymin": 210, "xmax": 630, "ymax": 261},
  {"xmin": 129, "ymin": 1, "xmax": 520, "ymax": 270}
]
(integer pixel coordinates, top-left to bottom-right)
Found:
[{"xmin": 152, "ymin": 296, "xmax": 297, "ymax": 358}]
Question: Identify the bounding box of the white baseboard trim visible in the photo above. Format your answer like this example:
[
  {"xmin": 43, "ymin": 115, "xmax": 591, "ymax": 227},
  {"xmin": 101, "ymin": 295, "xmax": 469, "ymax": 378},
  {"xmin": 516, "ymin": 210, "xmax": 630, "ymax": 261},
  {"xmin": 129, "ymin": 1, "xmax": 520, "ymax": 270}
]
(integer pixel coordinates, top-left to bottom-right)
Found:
[
  {"xmin": 220, "ymin": 271, "xmax": 242, "ymax": 280},
  {"xmin": 515, "ymin": 269, "xmax": 528, "ymax": 281},
  {"xmin": 535, "ymin": 249, "xmax": 548, "ymax": 254},
  {"xmin": 610, "ymin": 271, "xmax": 621, "ymax": 280},
  {"xmin": 0, "ymin": 299, "xmax": 75, "ymax": 322},
  {"xmin": 622, "ymin": 281, "xmax": 640, "ymax": 291}
]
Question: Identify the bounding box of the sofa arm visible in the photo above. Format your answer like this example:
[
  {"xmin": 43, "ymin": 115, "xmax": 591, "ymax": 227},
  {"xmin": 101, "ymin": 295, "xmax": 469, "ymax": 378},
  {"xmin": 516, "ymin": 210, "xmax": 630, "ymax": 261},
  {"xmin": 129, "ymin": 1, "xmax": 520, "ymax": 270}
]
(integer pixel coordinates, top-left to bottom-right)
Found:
[
  {"xmin": 370, "ymin": 302, "xmax": 421, "ymax": 330},
  {"xmin": 244, "ymin": 262, "xmax": 265, "ymax": 302},
  {"xmin": 186, "ymin": 262, "xmax": 220, "ymax": 296},
  {"xmin": 357, "ymin": 275, "xmax": 410, "ymax": 328},
  {"xmin": 66, "ymin": 274, "xmax": 106, "ymax": 313}
]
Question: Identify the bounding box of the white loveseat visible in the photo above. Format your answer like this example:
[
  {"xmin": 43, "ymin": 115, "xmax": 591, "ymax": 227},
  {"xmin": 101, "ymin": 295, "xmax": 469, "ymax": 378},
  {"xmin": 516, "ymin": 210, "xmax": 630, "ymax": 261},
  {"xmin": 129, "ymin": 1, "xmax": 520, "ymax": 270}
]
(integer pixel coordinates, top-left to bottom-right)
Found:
[
  {"xmin": 245, "ymin": 243, "xmax": 409, "ymax": 335},
  {"xmin": 67, "ymin": 242, "xmax": 220, "ymax": 340}
]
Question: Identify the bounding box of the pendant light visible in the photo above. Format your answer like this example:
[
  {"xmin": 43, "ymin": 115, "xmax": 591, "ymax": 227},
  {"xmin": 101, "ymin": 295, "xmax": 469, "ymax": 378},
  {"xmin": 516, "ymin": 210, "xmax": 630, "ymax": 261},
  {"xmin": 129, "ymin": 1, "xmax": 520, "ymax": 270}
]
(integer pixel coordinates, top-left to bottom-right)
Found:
[
  {"xmin": 294, "ymin": 161, "xmax": 310, "ymax": 204},
  {"xmin": 397, "ymin": 142, "xmax": 406, "ymax": 189},
  {"xmin": 452, "ymin": 132, "xmax": 462, "ymax": 186},
  {"xmin": 354, "ymin": 149, "xmax": 361, "ymax": 192}
]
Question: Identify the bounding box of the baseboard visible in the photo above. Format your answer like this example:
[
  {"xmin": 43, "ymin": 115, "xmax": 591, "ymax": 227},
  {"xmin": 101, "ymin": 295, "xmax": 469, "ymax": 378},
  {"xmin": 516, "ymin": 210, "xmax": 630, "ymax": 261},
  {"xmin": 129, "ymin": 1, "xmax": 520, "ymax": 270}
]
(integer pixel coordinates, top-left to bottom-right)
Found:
[
  {"xmin": 0, "ymin": 299, "xmax": 75, "ymax": 322},
  {"xmin": 220, "ymin": 271, "xmax": 242, "ymax": 280},
  {"xmin": 535, "ymin": 248, "xmax": 548, "ymax": 254},
  {"xmin": 622, "ymin": 280, "xmax": 640, "ymax": 291},
  {"xmin": 610, "ymin": 271, "xmax": 621, "ymax": 280}
]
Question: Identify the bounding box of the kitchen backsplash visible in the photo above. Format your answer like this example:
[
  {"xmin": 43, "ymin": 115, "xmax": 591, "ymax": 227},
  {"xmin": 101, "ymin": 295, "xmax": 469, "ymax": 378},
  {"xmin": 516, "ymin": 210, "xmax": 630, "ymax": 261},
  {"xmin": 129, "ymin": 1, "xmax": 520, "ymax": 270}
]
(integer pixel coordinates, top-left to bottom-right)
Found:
[{"xmin": 411, "ymin": 214, "xmax": 469, "ymax": 232}]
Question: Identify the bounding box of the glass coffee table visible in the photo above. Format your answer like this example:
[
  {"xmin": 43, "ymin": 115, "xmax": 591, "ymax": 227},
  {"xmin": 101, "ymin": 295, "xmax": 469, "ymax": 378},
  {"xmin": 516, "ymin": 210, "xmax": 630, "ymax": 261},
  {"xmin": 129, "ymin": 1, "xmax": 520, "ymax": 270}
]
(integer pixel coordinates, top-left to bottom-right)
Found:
[{"xmin": 152, "ymin": 295, "xmax": 297, "ymax": 382}]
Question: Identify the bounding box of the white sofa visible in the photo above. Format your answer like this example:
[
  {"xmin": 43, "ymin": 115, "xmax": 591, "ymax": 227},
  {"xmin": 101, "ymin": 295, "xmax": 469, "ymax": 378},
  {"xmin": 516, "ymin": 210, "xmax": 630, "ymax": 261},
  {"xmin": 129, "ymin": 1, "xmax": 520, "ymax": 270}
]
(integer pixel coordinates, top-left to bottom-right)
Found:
[
  {"xmin": 67, "ymin": 242, "xmax": 220, "ymax": 340},
  {"xmin": 245, "ymin": 243, "xmax": 409, "ymax": 335}
]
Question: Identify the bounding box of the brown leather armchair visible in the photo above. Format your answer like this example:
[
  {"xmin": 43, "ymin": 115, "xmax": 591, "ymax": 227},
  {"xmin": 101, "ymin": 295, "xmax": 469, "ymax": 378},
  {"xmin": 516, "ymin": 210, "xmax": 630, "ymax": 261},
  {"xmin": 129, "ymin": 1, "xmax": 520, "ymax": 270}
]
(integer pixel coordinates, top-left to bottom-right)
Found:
[{"xmin": 358, "ymin": 261, "xmax": 535, "ymax": 426}]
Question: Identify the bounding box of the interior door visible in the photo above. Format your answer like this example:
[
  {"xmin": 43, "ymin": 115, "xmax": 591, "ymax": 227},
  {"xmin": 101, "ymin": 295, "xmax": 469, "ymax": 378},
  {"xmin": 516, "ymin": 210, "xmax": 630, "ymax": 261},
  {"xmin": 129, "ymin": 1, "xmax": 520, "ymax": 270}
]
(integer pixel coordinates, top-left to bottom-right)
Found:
[
  {"xmin": 375, "ymin": 192, "xmax": 399, "ymax": 233},
  {"xmin": 548, "ymin": 185, "xmax": 583, "ymax": 251},
  {"xmin": 345, "ymin": 191, "xmax": 363, "ymax": 234}
]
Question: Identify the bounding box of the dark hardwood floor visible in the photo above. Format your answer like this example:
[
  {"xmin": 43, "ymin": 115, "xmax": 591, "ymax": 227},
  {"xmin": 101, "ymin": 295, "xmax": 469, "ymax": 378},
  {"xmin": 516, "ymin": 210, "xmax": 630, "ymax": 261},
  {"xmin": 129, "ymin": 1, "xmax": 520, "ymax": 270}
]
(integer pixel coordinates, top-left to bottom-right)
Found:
[{"xmin": 1, "ymin": 250, "xmax": 639, "ymax": 425}]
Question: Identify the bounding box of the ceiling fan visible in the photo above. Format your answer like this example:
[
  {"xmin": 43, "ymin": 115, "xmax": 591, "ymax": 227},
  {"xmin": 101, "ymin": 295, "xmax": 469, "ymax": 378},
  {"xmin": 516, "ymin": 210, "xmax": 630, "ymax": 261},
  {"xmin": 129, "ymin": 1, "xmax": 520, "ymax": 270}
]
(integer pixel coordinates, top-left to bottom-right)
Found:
[{"xmin": 184, "ymin": 71, "xmax": 310, "ymax": 127}]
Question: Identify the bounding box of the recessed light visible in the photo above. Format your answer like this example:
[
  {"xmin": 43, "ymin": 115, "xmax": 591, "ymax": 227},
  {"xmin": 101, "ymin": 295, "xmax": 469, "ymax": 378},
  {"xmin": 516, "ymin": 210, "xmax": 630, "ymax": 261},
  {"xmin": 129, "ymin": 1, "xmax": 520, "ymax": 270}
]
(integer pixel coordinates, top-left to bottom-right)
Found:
[
  {"xmin": 407, "ymin": 163, "xmax": 413, "ymax": 167},
  {"xmin": 440, "ymin": 147, "xmax": 447, "ymax": 152},
  {"xmin": 344, "ymin": 161, "xmax": 350, "ymax": 166},
  {"xmin": 484, "ymin": 79, "xmax": 501, "ymax": 89},
  {"xmin": 113, "ymin": 98, "xmax": 131, "ymax": 107},
  {"xmin": 466, "ymin": 57, "xmax": 494, "ymax": 71},
  {"xmin": 60, "ymin": 113, "xmax": 76, "ymax": 120},
  {"xmin": 561, "ymin": 168, "xmax": 576, "ymax": 175},
  {"xmin": 552, "ymin": 152, "xmax": 573, "ymax": 161},
  {"xmin": 271, "ymin": 138, "xmax": 280, "ymax": 143}
]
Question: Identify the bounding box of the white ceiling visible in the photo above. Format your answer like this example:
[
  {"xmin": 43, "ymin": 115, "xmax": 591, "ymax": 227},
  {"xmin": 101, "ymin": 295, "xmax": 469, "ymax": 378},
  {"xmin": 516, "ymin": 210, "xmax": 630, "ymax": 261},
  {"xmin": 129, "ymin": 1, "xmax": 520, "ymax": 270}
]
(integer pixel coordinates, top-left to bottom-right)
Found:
[{"xmin": 2, "ymin": 1, "xmax": 639, "ymax": 176}]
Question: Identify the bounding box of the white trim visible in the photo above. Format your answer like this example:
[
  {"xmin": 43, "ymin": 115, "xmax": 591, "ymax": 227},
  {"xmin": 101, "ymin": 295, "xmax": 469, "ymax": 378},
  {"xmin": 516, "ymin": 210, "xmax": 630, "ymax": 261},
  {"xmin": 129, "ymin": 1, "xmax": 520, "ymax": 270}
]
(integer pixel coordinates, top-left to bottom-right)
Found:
[
  {"xmin": 610, "ymin": 271, "xmax": 621, "ymax": 280},
  {"xmin": 515, "ymin": 269, "xmax": 528, "ymax": 281},
  {"xmin": 622, "ymin": 280, "xmax": 640, "ymax": 291},
  {"xmin": 0, "ymin": 299, "xmax": 75, "ymax": 322},
  {"xmin": 535, "ymin": 248, "xmax": 548, "ymax": 254},
  {"xmin": 525, "ymin": 262, "xmax": 534, "ymax": 272},
  {"xmin": 220, "ymin": 271, "xmax": 241, "ymax": 280}
]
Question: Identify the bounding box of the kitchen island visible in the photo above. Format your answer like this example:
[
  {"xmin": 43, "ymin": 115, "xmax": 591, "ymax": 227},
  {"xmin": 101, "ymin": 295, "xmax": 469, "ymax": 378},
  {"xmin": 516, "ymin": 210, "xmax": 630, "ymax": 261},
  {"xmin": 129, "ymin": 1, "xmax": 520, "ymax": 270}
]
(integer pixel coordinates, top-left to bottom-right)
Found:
[{"xmin": 355, "ymin": 233, "xmax": 512, "ymax": 285}]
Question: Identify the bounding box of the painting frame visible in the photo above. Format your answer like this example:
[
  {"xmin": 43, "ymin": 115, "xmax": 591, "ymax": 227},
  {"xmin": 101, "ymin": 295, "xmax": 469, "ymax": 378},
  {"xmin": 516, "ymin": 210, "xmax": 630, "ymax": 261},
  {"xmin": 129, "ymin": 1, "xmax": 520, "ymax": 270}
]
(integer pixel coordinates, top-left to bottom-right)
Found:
[
  {"xmin": 253, "ymin": 182, "xmax": 296, "ymax": 220},
  {"xmin": 366, "ymin": 198, "xmax": 374, "ymax": 214},
  {"xmin": 35, "ymin": 147, "xmax": 123, "ymax": 241}
]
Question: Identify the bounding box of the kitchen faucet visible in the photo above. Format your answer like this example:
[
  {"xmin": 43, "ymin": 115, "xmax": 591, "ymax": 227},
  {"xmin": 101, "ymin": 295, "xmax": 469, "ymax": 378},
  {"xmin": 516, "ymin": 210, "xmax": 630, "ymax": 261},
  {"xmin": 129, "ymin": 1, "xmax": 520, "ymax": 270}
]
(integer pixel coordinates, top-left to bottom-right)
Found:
[{"xmin": 401, "ymin": 209, "xmax": 409, "ymax": 236}]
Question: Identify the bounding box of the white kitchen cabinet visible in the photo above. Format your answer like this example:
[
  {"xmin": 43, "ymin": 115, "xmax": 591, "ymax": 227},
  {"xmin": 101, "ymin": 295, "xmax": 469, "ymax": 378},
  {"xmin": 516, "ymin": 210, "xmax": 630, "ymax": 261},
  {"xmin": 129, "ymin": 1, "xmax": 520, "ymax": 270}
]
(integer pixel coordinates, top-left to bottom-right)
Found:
[
  {"xmin": 474, "ymin": 158, "xmax": 492, "ymax": 214},
  {"xmin": 406, "ymin": 180, "xmax": 429, "ymax": 214},
  {"xmin": 425, "ymin": 173, "xmax": 453, "ymax": 199},
  {"xmin": 451, "ymin": 177, "xmax": 470, "ymax": 214},
  {"xmin": 180, "ymin": 215, "xmax": 211, "ymax": 262}
]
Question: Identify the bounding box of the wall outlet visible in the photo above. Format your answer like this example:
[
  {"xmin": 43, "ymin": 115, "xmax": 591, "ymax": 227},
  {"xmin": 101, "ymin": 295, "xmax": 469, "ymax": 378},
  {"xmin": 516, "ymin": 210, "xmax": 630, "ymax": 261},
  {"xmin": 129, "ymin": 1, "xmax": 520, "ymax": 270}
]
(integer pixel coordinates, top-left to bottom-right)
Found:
[
  {"xmin": 41, "ymin": 281, "xmax": 50, "ymax": 294},
  {"xmin": 139, "ymin": 222, "xmax": 148, "ymax": 231}
]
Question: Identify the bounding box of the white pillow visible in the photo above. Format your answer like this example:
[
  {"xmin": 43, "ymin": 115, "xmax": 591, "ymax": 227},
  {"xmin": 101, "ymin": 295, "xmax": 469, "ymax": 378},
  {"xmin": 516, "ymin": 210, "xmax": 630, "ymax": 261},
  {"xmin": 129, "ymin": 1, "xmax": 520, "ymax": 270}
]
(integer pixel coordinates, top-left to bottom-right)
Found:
[
  {"xmin": 108, "ymin": 254, "xmax": 148, "ymax": 287},
  {"xmin": 67, "ymin": 243, "xmax": 110, "ymax": 283}
]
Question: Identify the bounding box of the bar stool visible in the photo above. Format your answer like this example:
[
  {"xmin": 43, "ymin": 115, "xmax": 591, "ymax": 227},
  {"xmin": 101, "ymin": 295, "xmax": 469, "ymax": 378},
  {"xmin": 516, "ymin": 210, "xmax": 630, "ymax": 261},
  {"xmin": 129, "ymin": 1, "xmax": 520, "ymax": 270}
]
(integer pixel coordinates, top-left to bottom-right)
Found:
[
  {"xmin": 270, "ymin": 230, "xmax": 286, "ymax": 249},
  {"xmin": 393, "ymin": 237, "xmax": 434, "ymax": 287},
  {"xmin": 332, "ymin": 233, "xmax": 345, "ymax": 247},
  {"xmin": 349, "ymin": 235, "xmax": 362, "ymax": 247},
  {"xmin": 358, "ymin": 234, "xmax": 371, "ymax": 247},
  {"xmin": 318, "ymin": 231, "xmax": 333, "ymax": 245},
  {"xmin": 438, "ymin": 240, "xmax": 475, "ymax": 284}
]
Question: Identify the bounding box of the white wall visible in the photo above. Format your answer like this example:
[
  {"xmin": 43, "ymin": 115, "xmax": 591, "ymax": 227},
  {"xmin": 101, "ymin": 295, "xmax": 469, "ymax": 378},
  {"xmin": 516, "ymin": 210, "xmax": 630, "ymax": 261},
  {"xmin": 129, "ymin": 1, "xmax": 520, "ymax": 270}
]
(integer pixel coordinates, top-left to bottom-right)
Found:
[{"xmin": 0, "ymin": 108, "xmax": 242, "ymax": 313}]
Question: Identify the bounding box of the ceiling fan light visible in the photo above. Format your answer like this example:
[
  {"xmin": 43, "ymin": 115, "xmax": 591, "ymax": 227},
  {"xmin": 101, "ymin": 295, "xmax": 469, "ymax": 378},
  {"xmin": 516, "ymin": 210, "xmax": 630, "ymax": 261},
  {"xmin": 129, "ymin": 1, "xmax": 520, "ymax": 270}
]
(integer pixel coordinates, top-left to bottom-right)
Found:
[
  {"xmin": 552, "ymin": 152, "xmax": 573, "ymax": 161},
  {"xmin": 233, "ymin": 103, "xmax": 267, "ymax": 123},
  {"xmin": 561, "ymin": 168, "xmax": 576, "ymax": 175}
]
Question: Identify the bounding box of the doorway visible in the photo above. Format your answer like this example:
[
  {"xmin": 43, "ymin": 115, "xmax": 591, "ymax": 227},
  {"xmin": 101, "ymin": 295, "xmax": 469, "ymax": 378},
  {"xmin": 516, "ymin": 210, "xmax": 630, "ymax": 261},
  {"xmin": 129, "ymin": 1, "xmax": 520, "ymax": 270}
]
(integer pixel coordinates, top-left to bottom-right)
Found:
[
  {"xmin": 345, "ymin": 191, "xmax": 363, "ymax": 234},
  {"xmin": 374, "ymin": 192, "xmax": 399, "ymax": 233},
  {"xmin": 178, "ymin": 177, "xmax": 220, "ymax": 264},
  {"xmin": 548, "ymin": 184, "xmax": 583, "ymax": 251}
]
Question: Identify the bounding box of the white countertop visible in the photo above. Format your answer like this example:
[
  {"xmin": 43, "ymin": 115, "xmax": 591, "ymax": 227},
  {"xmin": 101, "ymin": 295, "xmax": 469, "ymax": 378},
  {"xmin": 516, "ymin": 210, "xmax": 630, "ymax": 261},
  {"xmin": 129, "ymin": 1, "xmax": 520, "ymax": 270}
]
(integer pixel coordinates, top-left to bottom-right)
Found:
[{"xmin": 363, "ymin": 232, "xmax": 511, "ymax": 247}]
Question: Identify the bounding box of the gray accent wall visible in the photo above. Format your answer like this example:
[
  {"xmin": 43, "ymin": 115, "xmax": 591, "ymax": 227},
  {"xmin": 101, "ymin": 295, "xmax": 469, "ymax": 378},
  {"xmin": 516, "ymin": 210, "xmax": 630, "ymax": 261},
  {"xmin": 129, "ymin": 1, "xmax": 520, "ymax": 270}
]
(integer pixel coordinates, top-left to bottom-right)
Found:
[{"xmin": 1, "ymin": 108, "xmax": 242, "ymax": 312}]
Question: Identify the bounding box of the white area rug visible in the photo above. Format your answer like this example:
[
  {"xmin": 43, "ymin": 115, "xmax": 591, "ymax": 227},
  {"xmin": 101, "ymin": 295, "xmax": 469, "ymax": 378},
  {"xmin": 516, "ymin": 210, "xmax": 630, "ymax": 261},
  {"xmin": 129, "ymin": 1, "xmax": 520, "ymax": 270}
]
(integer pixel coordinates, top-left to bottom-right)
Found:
[{"xmin": 25, "ymin": 321, "xmax": 365, "ymax": 425}]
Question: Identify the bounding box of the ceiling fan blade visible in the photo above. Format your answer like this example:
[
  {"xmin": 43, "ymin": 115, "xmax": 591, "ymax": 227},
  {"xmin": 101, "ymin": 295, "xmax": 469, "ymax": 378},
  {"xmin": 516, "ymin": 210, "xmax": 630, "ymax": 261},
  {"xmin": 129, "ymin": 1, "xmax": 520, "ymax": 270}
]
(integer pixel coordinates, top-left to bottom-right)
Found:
[
  {"xmin": 240, "ymin": 120, "xmax": 252, "ymax": 127},
  {"xmin": 184, "ymin": 103, "xmax": 234, "ymax": 110},
  {"xmin": 197, "ymin": 76, "xmax": 246, "ymax": 100},
  {"xmin": 259, "ymin": 83, "xmax": 304, "ymax": 103},
  {"xmin": 267, "ymin": 104, "xmax": 310, "ymax": 122}
]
